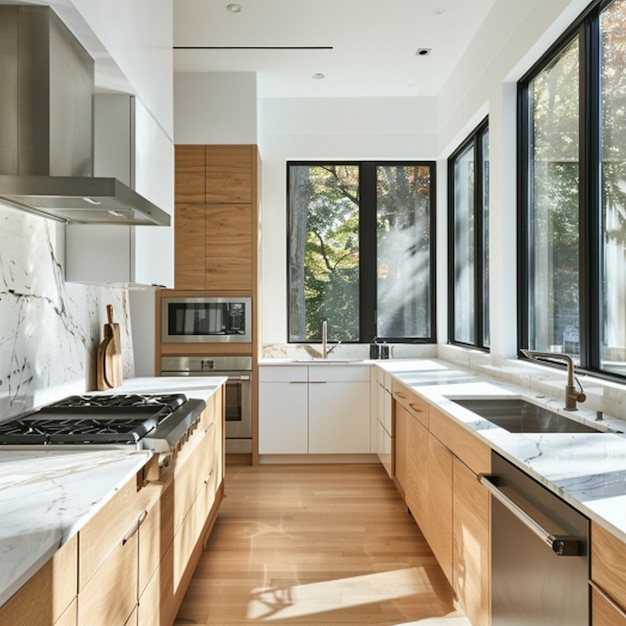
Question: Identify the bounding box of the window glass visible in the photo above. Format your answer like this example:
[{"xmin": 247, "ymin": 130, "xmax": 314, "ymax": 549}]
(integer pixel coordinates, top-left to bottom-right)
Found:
[
  {"xmin": 448, "ymin": 121, "xmax": 489, "ymax": 349},
  {"xmin": 452, "ymin": 145, "xmax": 476, "ymax": 344},
  {"xmin": 288, "ymin": 165, "xmax": 360, "ymax": 342},
  {"xmin": 600, "ymin": 0, "xmax": 626, "ymax": 375},
  {"xmin": 527, "ymin": 36, "xmax": 580, "ymax": 358},
  {"xmin": 482, "ymin": 129, "xmax": 490, "ymax": 346},
  {"xmin": 376, "ymin": 165, "xmax": 433, "ymax": 338},
  {"xmin": 288, "ymin": 162, "xmax": 436, "ymax": 343}
]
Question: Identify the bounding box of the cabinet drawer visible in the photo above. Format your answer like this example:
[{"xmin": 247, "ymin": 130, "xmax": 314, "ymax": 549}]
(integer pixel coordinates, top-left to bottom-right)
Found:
[
  {"xmin": 78, "ymin": 476, "xmax": 141, "ymax": 590},
  {"xmin": 392, "ymin": 379, "xmax": 429, "ymax": 428},
  {"xmin": 259, "ymin": 365, "xmax": 307, "ymax": 383},
  {"xmin": 591, "ymin": 585, "xmax": 626, "ymax": 625},
  {"xmin": 0, "ymin": 535, "xmax": 77, "ymax": 626},
  {"xmin": 592, "ymin": 522, "xmax": 626, "ymax": 614},
  {"xmin": 78, "ymin": 530, "xmax": 138, "ymax": 626},
  {"xmin": 429, "ymin": 407, "xmax": 490, "ymax": 475}
]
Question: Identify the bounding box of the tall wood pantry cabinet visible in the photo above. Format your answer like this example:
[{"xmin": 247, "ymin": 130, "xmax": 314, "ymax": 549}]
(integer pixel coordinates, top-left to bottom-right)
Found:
[{"xmin": 174, "ymin": 145, "xmax": 259, "ymax": 291}]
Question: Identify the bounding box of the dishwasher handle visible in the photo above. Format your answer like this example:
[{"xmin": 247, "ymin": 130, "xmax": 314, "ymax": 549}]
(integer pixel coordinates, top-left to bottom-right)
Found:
[{"xmin": 479, "ymin": 473, "xmax": 582, "ymax": 556}]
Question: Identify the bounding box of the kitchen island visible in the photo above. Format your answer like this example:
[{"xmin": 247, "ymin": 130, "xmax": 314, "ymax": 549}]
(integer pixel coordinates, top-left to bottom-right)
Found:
[{"xmin": 0, "ymin": 376, "xmax": 225, "ymax": 625}]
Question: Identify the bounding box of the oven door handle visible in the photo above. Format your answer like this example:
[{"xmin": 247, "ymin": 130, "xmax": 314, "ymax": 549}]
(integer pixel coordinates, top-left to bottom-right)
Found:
[{"xmin": 479, "ymin": 474, "xmax": 582, "ymax": 556}]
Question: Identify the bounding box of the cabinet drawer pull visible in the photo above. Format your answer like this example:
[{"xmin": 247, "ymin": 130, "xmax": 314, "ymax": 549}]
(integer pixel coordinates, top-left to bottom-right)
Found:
[
  {"xmin": 122, "ymin": 509, "xmax": 148, "ymax": 545},
  {"xmin": 204, "ymin": 468, "xmax": 215, "ymax": 484},
  {"xmin": 309, "ymin": 381, "xmax": 327, "ymax": 384},
  {"xmin": 288, "ymin": 381, "xmax": 308, "ymax": 384},
  {"xmin": 395, "ymin": 391, "xmax": 407, "ymax": 399},
  {"xmin": 204, "ymin": 421, "xmax": 215, "ymax": 434},
  {"xmin": 408, "ymin": 402, "xmax": 424, "ymax": 413},
  {"xmin": 590, "ymin": 581, "xmax": 626, "ymax": 619}
]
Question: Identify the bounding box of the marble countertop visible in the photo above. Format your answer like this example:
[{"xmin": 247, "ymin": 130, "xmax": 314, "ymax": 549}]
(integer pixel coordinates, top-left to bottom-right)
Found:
[
  {"xmin": 0, "ymin": 375, "xmax": 225, "ymax": 608},
  {"xmin": 375, "ymin": 359, "xmax": 626, "ymax": 543}
]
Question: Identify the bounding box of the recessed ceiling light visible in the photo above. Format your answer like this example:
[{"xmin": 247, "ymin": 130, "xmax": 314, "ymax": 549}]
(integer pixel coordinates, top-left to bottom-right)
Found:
[
  {"xmin": 416, "ymin": 48, "xmax": 432, "ymax": 57},
  {"xmin": 226, "ymin": 4, "xmax": 242, "ymax": 13},
  {"xmin": 311, "ymin": 72, "xmax": 325, "ymax": 79},
  {"xmin": 433, "ymin": 7, "xmax": 445, "ymax": 14}
]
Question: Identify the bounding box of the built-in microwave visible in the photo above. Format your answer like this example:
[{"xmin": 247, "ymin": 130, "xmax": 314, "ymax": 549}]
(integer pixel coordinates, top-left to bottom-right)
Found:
[{"xmin": 161, "ymin": 296, "xmax": 252, "ymax": 343}]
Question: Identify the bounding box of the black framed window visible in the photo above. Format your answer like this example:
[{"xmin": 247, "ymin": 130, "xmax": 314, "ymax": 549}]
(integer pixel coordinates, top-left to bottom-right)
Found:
[
  {"xmin": 519, "ymin": 0, "xmax": 626, "ymax": 378},
  {"xmin": 287, "ymin": 162, "xmax": 436, "ymax": 343},
  {"xmin": 448, "ymin": 119, "xmax": 490, "ymax": 349}
]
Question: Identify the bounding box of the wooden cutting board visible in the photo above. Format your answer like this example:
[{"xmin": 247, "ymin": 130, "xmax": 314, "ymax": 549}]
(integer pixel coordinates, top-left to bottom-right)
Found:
[{"xmin": 96, "ymin": 305, "xmax": 122, "ymax": 390}]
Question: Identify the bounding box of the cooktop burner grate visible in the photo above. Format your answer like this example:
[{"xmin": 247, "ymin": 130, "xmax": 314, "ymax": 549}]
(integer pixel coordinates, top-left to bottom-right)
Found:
[{"xmin": 0, "ymin": 393, "xmax": 189, "ymax": 445}]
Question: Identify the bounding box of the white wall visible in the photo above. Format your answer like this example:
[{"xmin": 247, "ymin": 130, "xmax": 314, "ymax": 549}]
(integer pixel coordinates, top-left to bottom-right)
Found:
[
  {"xmin": 174, "ymin": 73, "xmax": 257, "ymax": 144},
  {"xmin": 173, "ymin": 0, "xmax": 596, "ymax": 353}
]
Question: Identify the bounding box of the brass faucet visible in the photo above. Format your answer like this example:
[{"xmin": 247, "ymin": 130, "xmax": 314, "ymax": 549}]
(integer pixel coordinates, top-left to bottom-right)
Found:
[{"xmin": 521, "ymin": 349, "xmax": 586, "ymax": 411}]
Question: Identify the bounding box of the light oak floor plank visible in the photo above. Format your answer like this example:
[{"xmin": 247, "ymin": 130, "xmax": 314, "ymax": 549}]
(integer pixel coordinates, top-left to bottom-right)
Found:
[{"xmin": 175, "ymin": 463, "xmax": 470, "ymax": 625}]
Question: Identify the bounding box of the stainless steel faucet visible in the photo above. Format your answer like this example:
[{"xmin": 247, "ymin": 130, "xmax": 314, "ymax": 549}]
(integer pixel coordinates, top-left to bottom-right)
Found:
[
  {"xmin": 521, "ymin": 349, "xmax": 586, "ymax": 411},
  {"xmin": 321, "ymin": 320, "xmax": 340, "ymax": 358}
]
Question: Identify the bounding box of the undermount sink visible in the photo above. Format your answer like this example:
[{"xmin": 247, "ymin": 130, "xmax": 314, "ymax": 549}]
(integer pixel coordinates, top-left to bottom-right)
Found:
[{"xmin": 450, "ymin": 397, "xmax": 604, "ymax": 434}]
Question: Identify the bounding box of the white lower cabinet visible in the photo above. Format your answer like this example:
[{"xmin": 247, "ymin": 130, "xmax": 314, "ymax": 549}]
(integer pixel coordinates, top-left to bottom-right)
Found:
[
  {"xmin": 259, "ymin": 364, "xmax": 371, "ymax": 454},
  {"xmin": 258, "ymin": 366, "xmax": 308, "ymax": 453}
]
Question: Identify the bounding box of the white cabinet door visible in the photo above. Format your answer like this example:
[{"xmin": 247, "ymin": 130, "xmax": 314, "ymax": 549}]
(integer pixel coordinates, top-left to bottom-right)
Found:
[
  {"xmin": 258, "ymin": 366, "xmax": 308, "ymax": 454},
  {"xmin": 308, "ymin": 381, "xmax": 370, "ymax": 453}
]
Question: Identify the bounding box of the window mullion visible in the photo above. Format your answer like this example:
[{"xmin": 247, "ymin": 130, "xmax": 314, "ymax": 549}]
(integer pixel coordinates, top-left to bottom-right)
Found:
[{"xmin": 359, "ymin": 163, "xmax": 377, "ymax": 343}]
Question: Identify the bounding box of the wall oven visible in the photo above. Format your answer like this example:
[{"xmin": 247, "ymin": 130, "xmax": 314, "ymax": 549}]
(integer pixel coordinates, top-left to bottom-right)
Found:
[
  {"xmin": 161, "ymin": 356, "xmax": 252, "ymax": 454},
  {"xmin": 161, "ymin": 296, "xmax": 252, "ymax": 343}
]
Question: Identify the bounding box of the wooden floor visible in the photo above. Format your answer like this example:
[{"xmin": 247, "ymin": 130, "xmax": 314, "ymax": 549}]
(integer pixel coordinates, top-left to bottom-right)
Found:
[{"xmin": 174, "ymin": 463, "xmax": 470, "ymax": 626}]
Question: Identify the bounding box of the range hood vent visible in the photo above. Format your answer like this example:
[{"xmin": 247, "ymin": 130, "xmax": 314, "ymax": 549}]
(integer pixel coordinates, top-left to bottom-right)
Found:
[{"xmin": 0, "ymin": 5, "xmax": 170, "ymax": 226}]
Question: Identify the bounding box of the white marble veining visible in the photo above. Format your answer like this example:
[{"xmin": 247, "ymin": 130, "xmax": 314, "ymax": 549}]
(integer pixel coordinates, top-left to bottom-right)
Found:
[
  {"xmin": 0, "ymin": 375, "xmax": 225, "ymax": 608},
  {"xmin": 0, "ymin": 205, "xmax": 134, "ymax": 420},
  {"xmin": 377, "ymin": 358, "xmax": 626, "ymax": 543},
  {"xmin": 0, "ymin": 448, "xmax": 151, "ymax": 607}
]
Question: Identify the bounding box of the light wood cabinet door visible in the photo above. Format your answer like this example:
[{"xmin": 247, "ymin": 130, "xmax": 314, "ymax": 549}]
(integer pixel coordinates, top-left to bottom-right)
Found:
[
  {"xmin": 205, "ymin": 202, "xmax": 253, "ymax": 290},
  {"xmin": 591, "ymin": 522, "xmax": 626, "ymax": 623},
  {"xmin": 404, "ymin": 410, "xmax": 429, "ymax": 531},
  {"xmin": 424, "ymin": 433, "xmax": 453, "ymax": 585},
  {"xmin": 453, "ymin": 457, "xmax": 490, "ymax": 626},
  {"xmin": 175, "ymin": 145, "xmax": 205, "ymax": 203},
  {"xmin": 174, "ymin": 203, "xmax": 206, "ymax": 289},
  {"xmin": 0, "ymin": 535, "xmax": 77, "ymax": 626},
  {"xmin": 591, "ymin": 586, "xmax": 626, "ymax": 626},
  {"xmin": 205, "ymin": 145, "xmax": 254, "ymax": 202}
]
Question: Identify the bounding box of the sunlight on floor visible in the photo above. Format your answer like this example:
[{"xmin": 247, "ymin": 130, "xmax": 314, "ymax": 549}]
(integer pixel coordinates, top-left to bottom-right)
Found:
[
  {"xmin": 393, "ymin": 609, "xmax": 471, "ymax": 625},
  {"xmin": 247, "ymin": 566, "xmax": 442, "ymax": 621}
]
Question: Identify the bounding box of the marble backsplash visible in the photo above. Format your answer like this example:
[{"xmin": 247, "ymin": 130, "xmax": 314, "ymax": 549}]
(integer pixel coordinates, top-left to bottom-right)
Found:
[{"xmin": 0, "ymin": 205, "xmax": 133, "ymax": 420}]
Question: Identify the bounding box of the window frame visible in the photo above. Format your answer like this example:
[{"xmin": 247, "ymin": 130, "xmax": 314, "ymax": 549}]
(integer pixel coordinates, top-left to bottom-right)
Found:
[
  {"xmin": 447, "ymin": 117, "xmax": 490, "ymax": 350},
  {"xmin": 286, "ymin": 160, "xmax": 437, "ymax": 344},
  {"xmin": 517, "ymin": 0, "xmax": 625, "ymax": 381}
]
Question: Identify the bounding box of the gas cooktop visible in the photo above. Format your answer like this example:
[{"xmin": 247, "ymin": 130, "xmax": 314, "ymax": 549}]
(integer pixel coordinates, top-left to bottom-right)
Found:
[{"xmin": 0, "ymin": 393, "xmax": 190, "ymax": 446}]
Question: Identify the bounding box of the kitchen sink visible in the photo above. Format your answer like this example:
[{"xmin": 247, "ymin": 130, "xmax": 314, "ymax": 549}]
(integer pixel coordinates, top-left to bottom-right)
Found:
[{"xmin": 450, "ymin": 397, "xmax": 604, "ymax": 434}]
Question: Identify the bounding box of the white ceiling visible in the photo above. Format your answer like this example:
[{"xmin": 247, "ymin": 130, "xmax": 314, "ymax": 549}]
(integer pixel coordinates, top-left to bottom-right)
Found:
[{"xmin": 173, "ymin": 0, "xmax": 498, "ymax": 99}]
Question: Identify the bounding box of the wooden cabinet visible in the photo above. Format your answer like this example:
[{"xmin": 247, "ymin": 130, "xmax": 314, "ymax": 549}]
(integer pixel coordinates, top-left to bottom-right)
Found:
[
  {"xmin": 591, "ymin": 522, "xmax": 626, "ymax": 625},
  {"xmin": 453, "ymin": 457, "xmax": 490, "ymax": 626},
  {"xmin": 174, "ymin": 144, "xmax": 258, "ymax": 291},
  {"xmin": 0, "ymin": 535, "xmax": 77, "ymax": 626},
  {"xmin": 258, "ymin": 364, "xmax": 370, "ymax": 455},
  {"xmin": 391, "ymin": 385, "xmax": 491, "ymax": 626}
]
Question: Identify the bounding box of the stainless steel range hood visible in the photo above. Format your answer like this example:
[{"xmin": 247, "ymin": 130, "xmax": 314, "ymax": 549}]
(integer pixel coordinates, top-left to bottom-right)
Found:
[{"xmin": 0, "ymin": 5, "xmax": 170, "ymax": 226}]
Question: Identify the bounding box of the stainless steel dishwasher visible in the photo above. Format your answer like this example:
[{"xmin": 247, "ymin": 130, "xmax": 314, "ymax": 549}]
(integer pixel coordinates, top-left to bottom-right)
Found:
[{"xmin": 481, "ymin": 452, "xmax": 589, "ymax": 625}]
